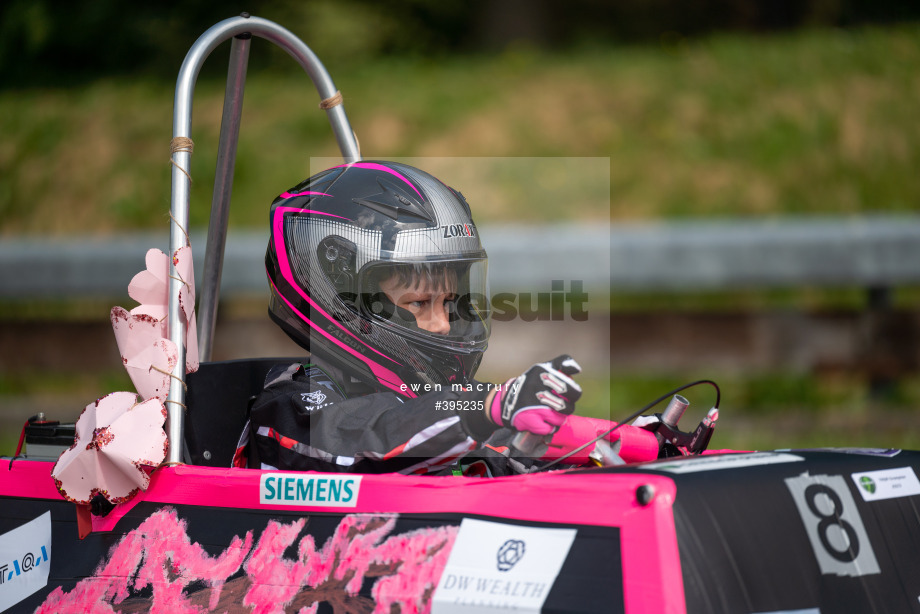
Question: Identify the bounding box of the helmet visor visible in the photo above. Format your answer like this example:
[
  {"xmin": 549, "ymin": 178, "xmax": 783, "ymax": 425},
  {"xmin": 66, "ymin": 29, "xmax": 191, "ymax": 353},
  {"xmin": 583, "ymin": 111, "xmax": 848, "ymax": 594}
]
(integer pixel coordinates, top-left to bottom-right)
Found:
[{"xmin": 357, "ymin": 257, "xmax": 490, "ymax": 347}]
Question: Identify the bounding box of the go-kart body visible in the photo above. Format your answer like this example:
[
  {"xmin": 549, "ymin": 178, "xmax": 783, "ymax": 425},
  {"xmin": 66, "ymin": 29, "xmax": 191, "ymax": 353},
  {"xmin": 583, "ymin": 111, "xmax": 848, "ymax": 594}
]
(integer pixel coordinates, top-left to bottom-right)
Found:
[
  {"xmin": 3, "ymin": 15, "xmax": 920, "ymax": 614},
  {"xmin": 5, "ymin": 438, "xmax": 920, "ymax": 612}
]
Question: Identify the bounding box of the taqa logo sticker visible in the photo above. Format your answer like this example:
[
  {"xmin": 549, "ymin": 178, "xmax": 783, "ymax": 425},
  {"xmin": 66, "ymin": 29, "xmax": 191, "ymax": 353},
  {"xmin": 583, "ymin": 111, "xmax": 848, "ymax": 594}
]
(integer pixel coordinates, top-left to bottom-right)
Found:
[
  {"xmin": 0, "ymin": 511, "xmax": 52, "ymax": 612},
  {"xmin": 431, "ymin": 518, "xmax": 575, "ymax": 613}
]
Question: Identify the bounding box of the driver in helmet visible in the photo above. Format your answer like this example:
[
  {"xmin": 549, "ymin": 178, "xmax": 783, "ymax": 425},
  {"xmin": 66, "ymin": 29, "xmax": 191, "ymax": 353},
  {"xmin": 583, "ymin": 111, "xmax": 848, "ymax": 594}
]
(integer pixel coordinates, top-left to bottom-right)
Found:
[{"xmin": 241, "ymin": 161, "xmax": 646, "ymax": 475}]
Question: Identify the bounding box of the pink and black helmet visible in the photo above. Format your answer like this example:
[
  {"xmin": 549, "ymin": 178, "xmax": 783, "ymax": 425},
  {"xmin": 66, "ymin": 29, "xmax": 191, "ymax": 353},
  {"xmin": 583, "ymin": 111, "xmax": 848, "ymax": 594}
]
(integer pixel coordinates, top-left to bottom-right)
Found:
[{"xmin": 266, "ymin": 161, "xmax": 491, "ymax": 395}]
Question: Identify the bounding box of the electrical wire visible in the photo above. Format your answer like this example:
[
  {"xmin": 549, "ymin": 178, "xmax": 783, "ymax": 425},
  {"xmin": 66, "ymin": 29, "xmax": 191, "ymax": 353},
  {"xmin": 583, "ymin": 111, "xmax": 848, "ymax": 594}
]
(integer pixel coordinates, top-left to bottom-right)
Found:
[{"xmin": 539, "ymin": 379, "xmax": 721, "ymax": 471}]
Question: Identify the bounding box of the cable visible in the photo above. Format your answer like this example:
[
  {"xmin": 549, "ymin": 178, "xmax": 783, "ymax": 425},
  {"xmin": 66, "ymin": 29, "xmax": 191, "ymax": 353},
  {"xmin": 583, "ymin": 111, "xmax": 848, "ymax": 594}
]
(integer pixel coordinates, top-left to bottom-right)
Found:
[
  {"xmin": 7, "ymin": 415, "xmax": 40, "ymax": 471},
  {"xmin": 539, "ymin": 379, "xmax": 721, "ymax": 471},
  {"xmin": 13, "ymin": 414, "xmax": 40, "ymax": 458}
]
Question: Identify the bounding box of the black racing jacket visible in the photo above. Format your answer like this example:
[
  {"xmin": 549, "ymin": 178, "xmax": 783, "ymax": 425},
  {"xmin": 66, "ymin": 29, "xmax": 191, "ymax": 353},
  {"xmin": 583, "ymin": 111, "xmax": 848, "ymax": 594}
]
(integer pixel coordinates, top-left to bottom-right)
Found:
[{"xmin": 245, "ymin": 358, "xmax": 518, "ymax": 475}]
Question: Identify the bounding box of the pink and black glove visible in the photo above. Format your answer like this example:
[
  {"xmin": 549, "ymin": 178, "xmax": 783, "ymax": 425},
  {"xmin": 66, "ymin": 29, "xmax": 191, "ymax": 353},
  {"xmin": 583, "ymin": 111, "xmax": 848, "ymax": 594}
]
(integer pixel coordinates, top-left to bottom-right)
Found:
[{"xmin": 490, "ymin": 355, "xmax": 582, "ymax": 435}]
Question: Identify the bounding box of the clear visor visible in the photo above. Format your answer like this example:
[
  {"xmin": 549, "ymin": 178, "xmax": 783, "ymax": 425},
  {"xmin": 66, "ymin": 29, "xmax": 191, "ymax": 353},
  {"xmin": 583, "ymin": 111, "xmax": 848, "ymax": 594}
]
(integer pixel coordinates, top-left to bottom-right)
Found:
[{"xmin": 357, "ymin": 257, "xmax": 490, "ymax": 346}]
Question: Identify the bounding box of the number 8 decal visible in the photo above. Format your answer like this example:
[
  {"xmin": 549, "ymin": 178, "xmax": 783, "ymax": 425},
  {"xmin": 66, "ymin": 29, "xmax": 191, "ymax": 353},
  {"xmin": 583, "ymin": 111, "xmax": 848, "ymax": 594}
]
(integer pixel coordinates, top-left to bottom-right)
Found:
[
  {"xmin": 803, "ymin": 484, "xmax": 860, "ymax": 562},
  {"xmin": 785, "ymin": 474, "xmax": 880, "ymax": 577}
]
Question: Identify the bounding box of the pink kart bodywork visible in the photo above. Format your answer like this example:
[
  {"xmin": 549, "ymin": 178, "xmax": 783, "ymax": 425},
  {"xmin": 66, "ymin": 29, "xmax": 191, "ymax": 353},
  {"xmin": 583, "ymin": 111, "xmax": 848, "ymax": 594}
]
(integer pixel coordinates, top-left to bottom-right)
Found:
[
  {"xmin": 8, "ymin": 446, "xmax": 920, "ymax": 613},
  {"xmin": 2, "ymin": 456, "xmax": 685, "ymax": 613}
]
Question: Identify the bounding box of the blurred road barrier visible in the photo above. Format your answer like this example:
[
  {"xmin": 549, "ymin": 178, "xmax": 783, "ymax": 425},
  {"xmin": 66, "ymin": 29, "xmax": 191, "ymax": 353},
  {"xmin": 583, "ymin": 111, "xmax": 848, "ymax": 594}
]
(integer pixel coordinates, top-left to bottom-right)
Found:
[
  {"xmin": 608, "ymin": 216, "xmax": 920, "ymax": 291},
  {"xmin": 2, "ymin": 216, "xmax": 920, "ymax": 299}
]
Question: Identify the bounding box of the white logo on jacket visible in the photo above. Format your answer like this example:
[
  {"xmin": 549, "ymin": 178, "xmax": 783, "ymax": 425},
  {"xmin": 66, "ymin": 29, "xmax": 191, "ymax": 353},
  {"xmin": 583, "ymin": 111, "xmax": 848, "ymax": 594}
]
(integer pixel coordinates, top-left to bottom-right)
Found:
[{"xmin": 300, "ymin": 391, "xmax": 328, "ymax": 409}]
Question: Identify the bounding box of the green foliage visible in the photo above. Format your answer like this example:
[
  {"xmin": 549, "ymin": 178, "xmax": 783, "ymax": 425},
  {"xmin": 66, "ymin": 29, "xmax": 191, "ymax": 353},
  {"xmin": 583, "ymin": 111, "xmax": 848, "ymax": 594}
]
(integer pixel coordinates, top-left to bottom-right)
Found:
[
  {"xmin": 3, "ymin": 1, "xmax": 918, "ymax": 87},
  {"xmin": 3, "ymin": 23, "xmax": 920, "ymax": 235},
  {"xmin": 600, "ymin": 372, "xmax": 920, "ymax": 451},
  {"xmin": 0, "ymin": 369, "xmax": 131, "ymax": 399}
]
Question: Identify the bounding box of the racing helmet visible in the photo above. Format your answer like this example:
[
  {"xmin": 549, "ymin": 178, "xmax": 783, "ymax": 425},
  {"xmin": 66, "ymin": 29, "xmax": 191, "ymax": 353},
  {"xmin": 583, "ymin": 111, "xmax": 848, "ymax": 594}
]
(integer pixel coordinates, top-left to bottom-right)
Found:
[{"xmin": 266, "ymin": 161, "xmax": 490, "ymax": 395}]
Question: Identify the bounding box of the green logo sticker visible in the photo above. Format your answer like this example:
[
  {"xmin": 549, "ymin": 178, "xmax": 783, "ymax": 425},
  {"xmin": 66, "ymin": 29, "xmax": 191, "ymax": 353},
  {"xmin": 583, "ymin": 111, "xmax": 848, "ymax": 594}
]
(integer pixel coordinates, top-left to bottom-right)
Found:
[{"xmin": 859, "ymin": 476, "xmax": 876, "ymax": 494}]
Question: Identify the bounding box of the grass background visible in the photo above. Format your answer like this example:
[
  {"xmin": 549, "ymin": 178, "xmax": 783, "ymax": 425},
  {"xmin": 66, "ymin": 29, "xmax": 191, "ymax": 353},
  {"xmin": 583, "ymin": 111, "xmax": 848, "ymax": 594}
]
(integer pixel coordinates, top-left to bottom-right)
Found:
[
  {"xmin": 2, "ymin": 21, "xmax": 920, "ymax": 455},
  {"xmin": 3, "ymin": 23, "xmax": 919, "ymax": 233}
]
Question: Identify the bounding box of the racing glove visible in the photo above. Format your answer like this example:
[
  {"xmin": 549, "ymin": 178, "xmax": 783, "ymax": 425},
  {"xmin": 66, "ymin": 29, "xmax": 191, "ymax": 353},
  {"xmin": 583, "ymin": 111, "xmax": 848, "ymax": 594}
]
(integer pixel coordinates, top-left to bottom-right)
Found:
[{"xmin": 489, "ymin": 355, "xmax": 582, "ymax": 435}]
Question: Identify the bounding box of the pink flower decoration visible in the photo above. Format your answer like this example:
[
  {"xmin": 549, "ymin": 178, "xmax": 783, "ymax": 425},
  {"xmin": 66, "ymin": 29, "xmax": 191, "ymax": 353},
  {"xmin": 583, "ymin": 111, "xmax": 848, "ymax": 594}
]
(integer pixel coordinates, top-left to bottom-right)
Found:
[
  {"xmin": 128, "ymin": 248, "xmax": 170, "ymax": 322},
  {"xmin": 111, "ymin": 307, "xmax": 179, "ymax": 402},
  {"xmin": 52, "ymin": 391, "xmax": 168, "ymax": 505},
  {"xmin": 113, "ymin": 247, "xmax": 199, "ymax": 390}
]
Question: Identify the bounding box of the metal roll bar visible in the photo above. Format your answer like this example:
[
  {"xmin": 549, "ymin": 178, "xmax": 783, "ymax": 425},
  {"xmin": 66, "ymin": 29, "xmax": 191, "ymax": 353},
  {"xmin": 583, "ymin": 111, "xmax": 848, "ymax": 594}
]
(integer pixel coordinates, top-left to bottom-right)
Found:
[{"xmin": 166, "ymin": 14, "xmax": 361, "ymax": 464}]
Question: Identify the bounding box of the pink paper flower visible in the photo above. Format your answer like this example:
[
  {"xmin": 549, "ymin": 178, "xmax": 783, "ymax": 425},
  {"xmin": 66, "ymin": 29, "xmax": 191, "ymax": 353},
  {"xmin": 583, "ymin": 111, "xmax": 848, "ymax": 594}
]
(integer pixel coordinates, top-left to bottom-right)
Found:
[
  {"xmin": 52, "ymin": 391, "xmax": 168, "ymax": 505},
  {"xmin": 111, "ymin": 247, "xmax": 199, "ymax": 401},
  {"xmin": 111, "ymin": 307, "xmax": 178, "ymax": 402}
]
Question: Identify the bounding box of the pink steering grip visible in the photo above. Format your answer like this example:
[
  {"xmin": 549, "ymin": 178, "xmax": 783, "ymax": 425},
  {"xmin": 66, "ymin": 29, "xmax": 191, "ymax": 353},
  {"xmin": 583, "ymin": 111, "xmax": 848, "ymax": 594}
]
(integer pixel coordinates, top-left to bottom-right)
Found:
[{"xmin": 541, "ymin": 416, "xmax": 659, "ymax": 464}]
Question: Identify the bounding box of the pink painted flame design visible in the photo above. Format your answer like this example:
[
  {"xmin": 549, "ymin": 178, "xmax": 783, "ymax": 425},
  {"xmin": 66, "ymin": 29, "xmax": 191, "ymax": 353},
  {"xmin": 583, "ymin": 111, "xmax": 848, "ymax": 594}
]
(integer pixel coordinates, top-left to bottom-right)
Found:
[{"xmin": 37, "ymin": 507, "xmax": 457, "ymax": 613}]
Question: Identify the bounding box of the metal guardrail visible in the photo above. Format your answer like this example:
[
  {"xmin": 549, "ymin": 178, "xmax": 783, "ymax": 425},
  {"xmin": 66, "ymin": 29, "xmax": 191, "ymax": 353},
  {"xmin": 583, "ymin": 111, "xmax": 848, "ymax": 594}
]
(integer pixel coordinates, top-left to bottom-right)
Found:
[
  {"xmin": 608, "ymin": 216, "xmax": 920, "ymax": 290},
  {"xmin": 2, "ymin": 216, "xmax": 919, "ymax": 300}
]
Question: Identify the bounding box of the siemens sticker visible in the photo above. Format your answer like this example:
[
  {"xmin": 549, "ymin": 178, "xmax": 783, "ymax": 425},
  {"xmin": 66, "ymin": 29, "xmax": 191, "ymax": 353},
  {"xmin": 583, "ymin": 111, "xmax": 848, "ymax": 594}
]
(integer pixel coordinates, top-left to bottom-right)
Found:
[{"xmin": 260, "ymin": 473, "xmax": 362, "ymax": 507}]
